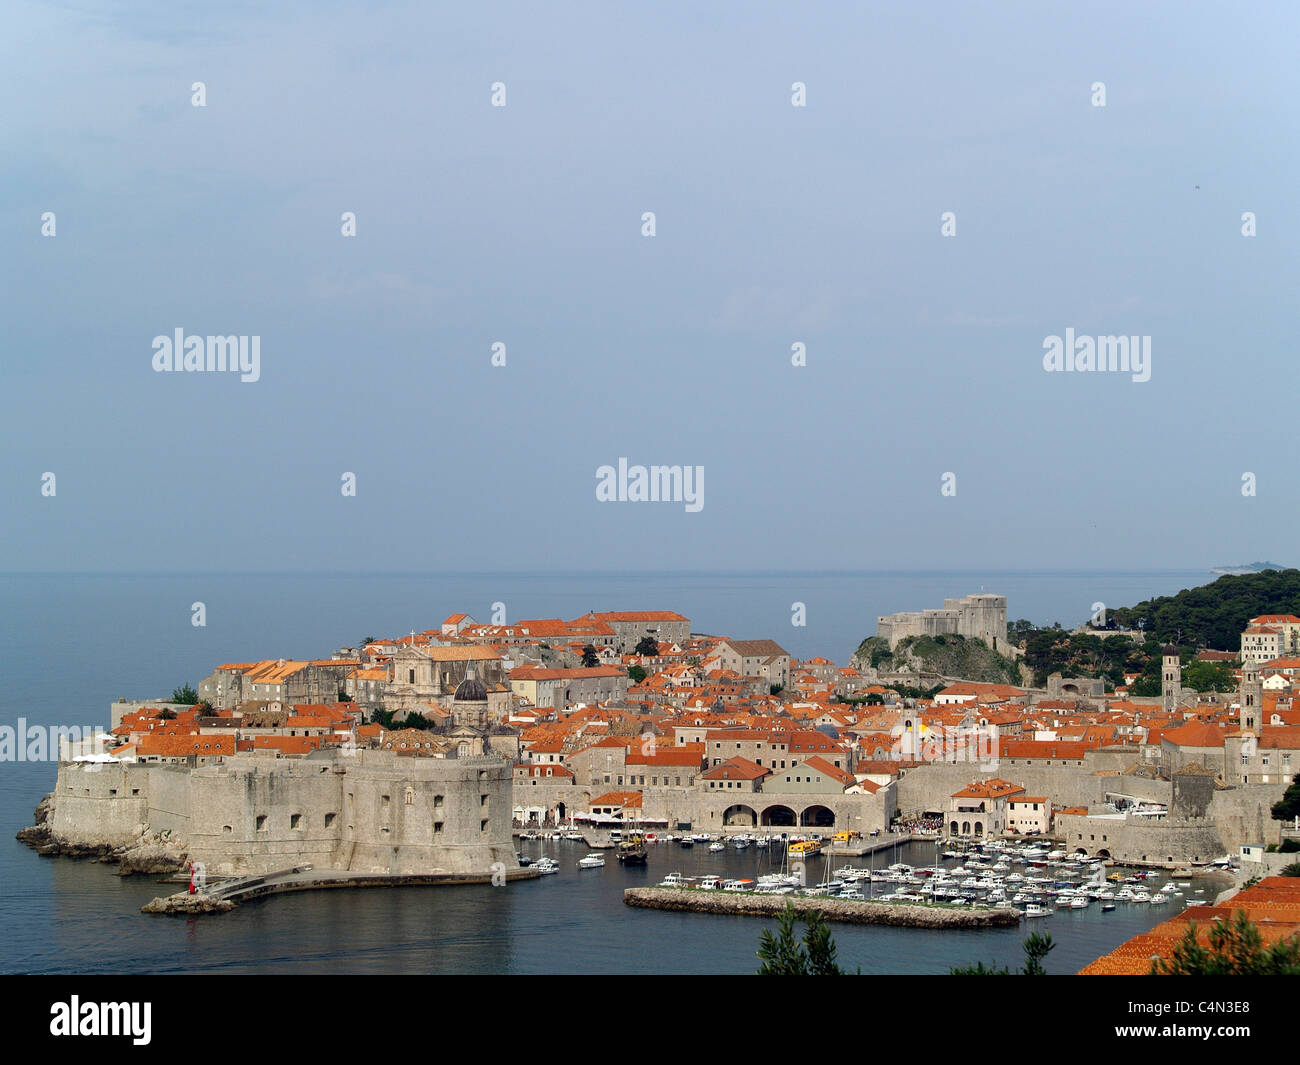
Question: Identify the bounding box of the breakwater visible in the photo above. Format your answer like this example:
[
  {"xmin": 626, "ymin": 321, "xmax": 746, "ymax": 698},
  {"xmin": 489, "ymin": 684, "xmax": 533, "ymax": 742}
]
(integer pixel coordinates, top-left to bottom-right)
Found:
[
  {"xmin": 143, "ymin": 865, "xmax": 542, "ymax": 915},
  {"xmin": 623, "ymin": 887, "xmax": 1021, "ymax": 928}
]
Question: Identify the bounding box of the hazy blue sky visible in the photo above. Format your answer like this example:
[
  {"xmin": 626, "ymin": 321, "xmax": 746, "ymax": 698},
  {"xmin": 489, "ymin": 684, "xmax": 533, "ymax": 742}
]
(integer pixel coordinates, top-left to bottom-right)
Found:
[{"xmin": 4, "ymin": 1, "xmax": 1297, "ymax": 572}]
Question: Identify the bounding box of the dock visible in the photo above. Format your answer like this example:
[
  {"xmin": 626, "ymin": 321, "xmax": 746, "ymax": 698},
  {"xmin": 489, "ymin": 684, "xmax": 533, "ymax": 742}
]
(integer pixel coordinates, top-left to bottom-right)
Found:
[
  {"xmin": 142, "ymin": 864, "xmax": 541, "ymax": 915},
  {"xmin": 623, "ymin": 887, "xmax": 1021, "ymax": 928}
]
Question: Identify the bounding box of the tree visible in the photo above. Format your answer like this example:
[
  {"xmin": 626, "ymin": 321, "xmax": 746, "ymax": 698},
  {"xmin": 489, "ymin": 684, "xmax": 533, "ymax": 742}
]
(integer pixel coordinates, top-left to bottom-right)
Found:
[
  {"xmin": 171, "ymin": 683, "xmax": 198, "ymax": 705},
  {"xmin": 581, "ymin": 645, "xmax": 599, "ymax": 668},
  {"xmin": 1182, "ymin": 659, "xmax": 1237, "ymax": 693},
  {"xmin": 1281, "ymin": 862, "xmax": 1300, "ymax": 877},
  {"xmin": 756, "ymin": 903, "xmax": 853, "ymax": 975},
  {"xmin": 633, "ymin": 635, "xmax": 659, "ymax": 657},
  {"xmin": 1151, "ymin": 910, "xmax": 1300, "ymax": 975},
  {"xmin": 951, "ymin": 932, "xmax": 1055, "ymax": 975},
  {"xmin": 1273, "ymin": 775, "xmax": 1300, "ymax": 822},
  {"xmin": 628, "ymin": 665, "xmax": 646, "ymax": 684}
]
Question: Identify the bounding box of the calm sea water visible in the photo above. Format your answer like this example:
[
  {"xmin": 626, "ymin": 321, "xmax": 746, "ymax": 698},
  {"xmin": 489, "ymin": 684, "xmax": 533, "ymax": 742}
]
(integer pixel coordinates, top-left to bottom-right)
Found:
[{"xmin": 0, "ymin": 569, "xmax": 1210, "ymax": 974}]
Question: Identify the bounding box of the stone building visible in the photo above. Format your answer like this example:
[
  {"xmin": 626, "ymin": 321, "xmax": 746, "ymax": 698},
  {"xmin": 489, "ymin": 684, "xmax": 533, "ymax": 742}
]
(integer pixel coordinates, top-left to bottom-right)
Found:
[
  {"xmin": 567, "ymin": 611, "xmax": 691, "ymax": 653},
  {"xmin": 506, "ymin": 665, "xmax": 629, "ymax": 709},
  {"xmin": 384, "ymin": 645, "xmax": 506, "ymax": 710},
  {"xmin": 713, "ymin": 640, "xmax": 791, "ymax": 690},
  {"xmin": 876, "ymin": 593, "xmax": 1008, "ymax": 652},
  {"xmin": 946, "ymin": 778, "xmax": 1025, "ymax": 837}
]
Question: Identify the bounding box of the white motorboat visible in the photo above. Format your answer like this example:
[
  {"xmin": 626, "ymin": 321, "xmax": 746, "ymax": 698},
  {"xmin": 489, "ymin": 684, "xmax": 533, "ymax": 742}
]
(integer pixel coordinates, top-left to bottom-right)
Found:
[
  {"xmin": 1023, "ymin": 904, "xmax": 1053, "ymax": 918},
  {"xmin": 577, "ymin": 854, "xmax": 605, "ymax": 869},
  {"xmin": 658, "ymin": 872, "xmax": 685, "ymax": 887},
  {"xmin": 533, "ymin": 857, "xmax": 559, "ymax": 875},
  {"xmin": 708, "ymin": 841, "xmax": 726, "ymax": 852}
]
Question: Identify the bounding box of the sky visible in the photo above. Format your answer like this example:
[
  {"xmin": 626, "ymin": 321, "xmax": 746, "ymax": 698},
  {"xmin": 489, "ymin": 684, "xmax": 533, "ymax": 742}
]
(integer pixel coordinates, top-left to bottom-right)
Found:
[{"xmin": 3, "ymin": 0, "xmax": 1298, "ymax": 573}]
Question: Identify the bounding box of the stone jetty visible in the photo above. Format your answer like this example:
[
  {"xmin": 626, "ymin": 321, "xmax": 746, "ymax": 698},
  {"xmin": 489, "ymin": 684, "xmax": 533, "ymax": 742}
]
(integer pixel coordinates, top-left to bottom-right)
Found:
[{"xmin": 624, "ymin": 887, "xmax": 1021, "ymax": 928}]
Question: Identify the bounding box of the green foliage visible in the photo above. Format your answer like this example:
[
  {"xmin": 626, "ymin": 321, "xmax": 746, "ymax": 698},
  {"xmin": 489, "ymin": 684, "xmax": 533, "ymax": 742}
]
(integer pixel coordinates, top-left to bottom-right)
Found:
[
  {"xmin": 889, "ymin": 634, "xmax": 1021, "ymax": 685},
  {"xmin": 756, "ymin": 903, "xmax": 854, "ymax": 975},
  {"xmin": 892, "ymin": 684, "xmax": 945, "ymax": 701},
  {"xmin": 627, "ymin": 665, "xmax": 646, "ymax": 684},
  {"xmin": 1151, "ymin": 910, "xmax": 1300, "ymax": 975},
  {"xmin": 156, "ymin": 708, "xmax": 177, "ymax": 720},
  {"xmin": 1281, "ymin": 839, "xmax": 1300, "ymax": 854},
  {"xmin": 770, "ymin": 684, "xmax": 784, "ymax": 695},
  {"xmin": 1111, "ymin": 569, "xmax": 1300, "ymax": 650},
  {"xmin": 950, "ymin": 932, "xmax": 1055, "ymax": 975},
  {"xmin": 633, "ymin": 635, "xmax": 660, "ymax": 657},
  {"xmin": 581, "ymin": 644, "xmax": 600, "ymax": 668},
  {"xmin": 1273, "ymin": 775, "xmax": 1300, "ymax": 822},
  {"xmin": 171, "ymin": 683, "xmax": 199, "ymax": 705},
  {"xmin": 1020, "ymin": 932, "xmax": 1055, "ymax": 976},
  {"xmin": 1281, "ymin": 862, "xmax": 1300, "ymax": 877},
  {"xmin": 1181, "ymin": 659, "xmax": 1238, "ymax": 693}
]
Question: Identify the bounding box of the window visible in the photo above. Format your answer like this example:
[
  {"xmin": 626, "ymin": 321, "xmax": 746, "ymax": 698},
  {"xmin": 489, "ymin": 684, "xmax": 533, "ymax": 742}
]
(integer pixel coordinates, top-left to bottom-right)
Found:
[
  {"xmin": 257, "ymin": 815, "xmax": 267, "ymax": 831},
  {"xmin": 434, "ymin": 794, "xmax": 444, "ymax": 809},
  {"xmin": 382, "ymin": 794, "xmax": 390, "ymax": 808},
  {"xmin": 325, "ymin": 813, "xmax": 336, "ymax": 827},
  {"xmin": 291, "ymin": 813, "xmax": 302, "ymax": 829},
  {"xmin": 434, "ymin": 821, "xmax": 443, "ymax": 833},
  {"xmin": 481, "ymin": 819, "xmax": 489, "ymax": 833}
]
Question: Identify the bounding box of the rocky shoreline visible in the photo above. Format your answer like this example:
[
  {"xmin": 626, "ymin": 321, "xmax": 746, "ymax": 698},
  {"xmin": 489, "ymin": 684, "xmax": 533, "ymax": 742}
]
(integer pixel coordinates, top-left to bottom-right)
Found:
[
  {"xmin": 624, "ymin": 887, "xmax": 1022, "ymax": 928},
  {"xmin": 16, "ymin": 792, "xmax": 188, "ymax": 876}
]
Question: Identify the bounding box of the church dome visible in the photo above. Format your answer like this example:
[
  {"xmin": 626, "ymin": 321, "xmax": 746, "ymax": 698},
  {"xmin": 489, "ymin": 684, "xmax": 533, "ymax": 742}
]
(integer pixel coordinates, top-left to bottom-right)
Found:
[{"xmin": 454, "ymin": 676, "xmax": 488, "ymax": 701}]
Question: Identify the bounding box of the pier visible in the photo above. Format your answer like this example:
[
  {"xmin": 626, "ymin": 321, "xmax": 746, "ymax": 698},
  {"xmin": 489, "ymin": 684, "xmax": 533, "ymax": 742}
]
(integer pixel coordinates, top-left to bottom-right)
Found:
[
  {"xmin": 142, "ymin": 864, "xmax": 541, "ymax": 915},
  {"xmin": 623, "ymin": 887, "xmax": 1021, "ymax": 928}
]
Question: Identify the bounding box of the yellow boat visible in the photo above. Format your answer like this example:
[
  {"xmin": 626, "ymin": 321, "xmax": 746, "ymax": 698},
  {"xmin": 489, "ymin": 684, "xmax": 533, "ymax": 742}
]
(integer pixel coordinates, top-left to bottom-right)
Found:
[
  {"xmin": 1107, "ymin": 872, "xmax": 1125, "ymax": 882},
  {"xmin": 788, "ymin": 839, "xmax": 822, "ymax": 858}
]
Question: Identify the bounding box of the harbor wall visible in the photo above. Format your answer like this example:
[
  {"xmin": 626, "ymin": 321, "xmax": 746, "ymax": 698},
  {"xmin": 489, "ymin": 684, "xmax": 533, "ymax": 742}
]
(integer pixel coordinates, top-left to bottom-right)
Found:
[
  {"xmin": 895, "ymin": 762, "xmax": 1170, "ymax": 814},
  {"xmin": 508, "ymin": 781, "xmax": 895, "ymax": 834}
]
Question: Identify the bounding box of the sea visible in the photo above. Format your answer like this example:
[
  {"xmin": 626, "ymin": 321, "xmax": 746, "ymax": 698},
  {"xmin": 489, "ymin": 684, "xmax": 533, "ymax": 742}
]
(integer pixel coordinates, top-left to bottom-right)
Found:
[{"xmin": 0, "ymin": 568, "xmax": 1214, "ymax": 974}]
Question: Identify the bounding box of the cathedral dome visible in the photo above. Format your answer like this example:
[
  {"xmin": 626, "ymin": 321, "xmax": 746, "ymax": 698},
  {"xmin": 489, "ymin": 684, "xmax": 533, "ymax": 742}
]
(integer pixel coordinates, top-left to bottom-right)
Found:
[{"xmin": 454, "ymin": 676, "xmax": 488, "ymax": 701}]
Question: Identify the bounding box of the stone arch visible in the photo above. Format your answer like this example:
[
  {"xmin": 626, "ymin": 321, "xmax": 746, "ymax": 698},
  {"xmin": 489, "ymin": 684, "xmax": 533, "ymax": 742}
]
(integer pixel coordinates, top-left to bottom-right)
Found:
[
  {"xmin": 555, "ymin": 801, "xmax": 566, "ymax": 822},
  {"xmin": 1097, "ymin": 848, "xmax": 1111, "ymax": 859},
  {"xmin": 800, "ymin": 805, "xmax": 835, "ymax": 827},
  {"xmin": 761, "ymin": 804, "xmax": 797, "ymax": 827},
  {"xmin": 950, "ymin": 820, "xmax": 960, "ymax": 835},
  {"xmin": 973, "ymin": 821, "xmax": 984, "ymax": 836},
  {"xmin": 723, "ymin": 804, "xmax": 758, "ymax": 827},
  {"xmin": 961, "ymin": 821, "xmax": 971, "ymax": 835}
]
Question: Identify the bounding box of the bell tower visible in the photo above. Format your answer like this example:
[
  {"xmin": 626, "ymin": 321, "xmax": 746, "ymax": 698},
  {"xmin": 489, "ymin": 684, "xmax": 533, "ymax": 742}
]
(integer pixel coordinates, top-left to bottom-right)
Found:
[{"xmin": 1161, "ymin": 646, "xmax": 1181, "ymax": 713}]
